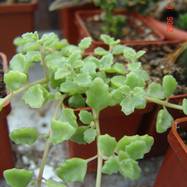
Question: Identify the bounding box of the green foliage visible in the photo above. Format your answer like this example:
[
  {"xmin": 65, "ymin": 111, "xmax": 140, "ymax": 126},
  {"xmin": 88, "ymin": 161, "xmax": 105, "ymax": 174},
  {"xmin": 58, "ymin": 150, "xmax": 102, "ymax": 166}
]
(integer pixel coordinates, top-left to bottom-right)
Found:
[
  {"xmin": 156, "ymin": 108, "xmax": 173, "ymax": 133},
  {"xmin": 102, "ymin": 157, "xmax": 119, "ymax": 175},
  {"xmin": 2, "ymin": 32, "xmax": 186, "ymax": 187},
  {"xmin": 10, "ymin": 127, "xmax": 38, "ymax": 145},
  {"xmin": 162, "ymin": 75, "xmax": 177, "ymax": 98},
  {"xmin": 119, "ymin": 158, "xmax": 141, "ymax": 180},
  {"xmin": 93, "ymin": 1, "xmax": 125, "ymax": 38},
  {"xmin": 116, "ymin": 135, "xmax": 154, "ymax": 159},
  {"xmin": 83, "ymin": 128, "xmax": 97, "ymax": 143},
  {"xmin": 23, "ymin": 84, "xmax": 48, "ymax": 108},
  {"xmin": 98, "ymin": 134, "xmax": 117, "ymax": 157},
  {"xmin": 86, "ymin": 78, "xmax": 111, "ymax": 112},
  {"xmin": 176, "ymin": 13, "xmax": 187, "ymax": 30},
  {"xmin": 79, "ymin": 110, "xmax": 94, "ymax": 125},
  {"xmin": 56, "ymin": 158, "xmax": 87, "ymax": 183},
  {"xmin": 4, "ymin": 168, "xmax": 33, "ymax": 187},
  {"xmin": 4, "ymin": 71, "xmax": 27, "ymax": 91},
  {"xmin": 50, "ymin": 119, "xmax": 76, "ymax": 144}
]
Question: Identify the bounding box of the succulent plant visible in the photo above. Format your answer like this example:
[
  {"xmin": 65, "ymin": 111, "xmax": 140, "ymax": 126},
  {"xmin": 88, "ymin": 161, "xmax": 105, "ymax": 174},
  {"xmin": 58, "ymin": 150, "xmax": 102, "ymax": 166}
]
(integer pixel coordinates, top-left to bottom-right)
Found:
[{"xmin": 1, "ymin": 32, "xmax": 187, "ymax": 187}]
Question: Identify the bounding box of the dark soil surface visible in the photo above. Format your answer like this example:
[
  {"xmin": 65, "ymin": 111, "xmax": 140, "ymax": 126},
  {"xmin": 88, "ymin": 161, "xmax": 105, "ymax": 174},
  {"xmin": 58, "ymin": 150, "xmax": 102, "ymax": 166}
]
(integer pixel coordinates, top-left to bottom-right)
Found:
[
  {"xmin": 177, "ymin": 126, "xmax": 187, "ymax": 144},
  {"xmin": 85, "ymin": 14, "xmax": 160, "ymax": 41},
  {"xmin": 138, "ymin": 43, "xmax": 187, "ymax": 94},
  {"xmin": 0, "ymin": 57, "xmax": 6, "ymax": 98}
]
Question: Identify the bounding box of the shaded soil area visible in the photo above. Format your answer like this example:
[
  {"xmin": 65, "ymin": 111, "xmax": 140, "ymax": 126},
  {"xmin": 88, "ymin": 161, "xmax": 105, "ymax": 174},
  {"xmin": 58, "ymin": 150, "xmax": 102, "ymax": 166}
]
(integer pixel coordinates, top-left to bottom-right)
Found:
[
  {"xmin": 139, "ymin": 43, "xmax": 187, "ymax": 94},
  {"xmin": 85, "ymin": 14, "xmax": 159, "ymax": 41}
]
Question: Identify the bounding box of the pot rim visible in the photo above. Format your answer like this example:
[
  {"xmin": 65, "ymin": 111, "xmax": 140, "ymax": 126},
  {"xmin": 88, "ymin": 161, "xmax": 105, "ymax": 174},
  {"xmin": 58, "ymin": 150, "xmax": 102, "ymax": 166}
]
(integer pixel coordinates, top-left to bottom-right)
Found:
[
  {"xmin": 75, "ymin": 9, "xmax": 165, "ymax": 44},
  {"xmin": 0, "ymin": 0, "xmax": 37, "ymax": 13}
]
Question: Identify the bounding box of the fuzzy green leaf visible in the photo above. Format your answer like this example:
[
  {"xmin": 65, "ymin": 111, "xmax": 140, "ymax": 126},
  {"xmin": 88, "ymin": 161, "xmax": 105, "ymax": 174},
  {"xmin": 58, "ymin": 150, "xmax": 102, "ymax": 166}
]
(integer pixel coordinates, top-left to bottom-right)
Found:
[
  {"xmin": 99, "ymin": 53, "xmax": 113, "ymax": 70},
  {"xmin": 4, "ymin": 71, "xmax": 27, "ymax": 91},
  {"xmin": 23, "ymin": 84, "xmax": 46, "ymax": 108},
  {"xmin": 111, "ymin": 76, "xmax": 126, "ymax": 88},
  {"xmin": 100, "ymin": 34, "xmax": 120, "ymax": 47},
  {"xmin": 10, "ymin": 128, "xmax": 38, "ymax": 145},
  {"xmin": 10, "ymin": 54, "xmax": 26, "ymax": 73},
  {"xmin": 116, "ymin": 135, "xmax": 154, "ymax": 158},
  {"xmin": 74, "ymin": 73, "xmax": 92, "ymax": 87},
  {"xmin": 50, "ymin": 119, "xmax": 76, "ymax": 144},
  {"xmin": 70, "ymin": 126, "xmax": 89, "ymax": 144},
  {"xmin": 98, "ymin": 134, "xmax": 117, "ymax": 157},
  {"xmin": 56, "ymin": 158, "xmax": 87, "ymax": 183},
  {"xmin": 86, "ymin": 78, "xmax": 111, "ymax": 112},
  {"xmin": 112, "ymin": 45, "xmax": 125, "ymax": 55},
  {"xmin": 119, "ymin": 159, "xmax": 141, "ymax": 180},
  {"xmin": 121, "ymin": 88, "xmax": 146, "ymax": 115},
  {"xmin": 125, "ymin": 140, "xmax": 149, "ymax": 160},
  {"xmin": 4, "ymin": 168, "xmax": 33, "ymax": 187},
  {"xmin": 162, "ymin": 75, "xmax": 177, "ymax": 97},
  {"xmin": 156, "ymin": 108, "xmax": 173, "ymax": 133},
  {"xmin": 60, "ymin": 108, "xmax": 78, "ymax": 128},
  {"xmin": 79, "ymin": 110, "xmax": 93, "ymax": 125},
  {"xmin": 68, "ymin": 95, "xmax": 86, "ymax": 108},
  {"xmin": 125, "ymin": 72, "xmax": 145, "ymax": 89},
  {"xmin": 60, "ymin": 81, "xmax": 83, "ymax": 95},
  {"xmin": 102, "ymin": 157, "xmax": 119, "ymax": 175},
  {"xmin": 94, "ymin": 47, "xmax": 108, "ymax": 56},
  {"xmin": 147, "ymin": 82, "xmax": 165, "ymax": 99},
  {"xmin": 83, "ymin": 128, "xmax": 97, "ymax": 143},
  {"xmin": 78, "ymin": 37, "xmax": 92, "ymax": 50}
]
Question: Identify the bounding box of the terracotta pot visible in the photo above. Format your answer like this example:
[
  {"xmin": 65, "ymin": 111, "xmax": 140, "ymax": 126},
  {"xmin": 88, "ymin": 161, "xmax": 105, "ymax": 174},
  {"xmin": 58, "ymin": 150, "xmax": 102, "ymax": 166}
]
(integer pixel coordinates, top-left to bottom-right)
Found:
[
  {"xmin": 143, "ymin": 16, "xmax": 187, "ymax": 41},
  {"xmin": 0, "ymin": 52, "xmax": 14, "ymax": 178},
  {"xmin": 68, "ymin": 103, "xmax": 154, "ymax": 172},
  {"xmin": 75, "ymin": 10, "xmax": 165, "ymax": 51},
  {"xmin": 0, "ymin": 0, "xmax": 37, "ymax": 60},
  {"xmin": 58, "ymin": 3, "xmax": 96, "ymax": 44},
  {"xmin": 154, "ymin": 117, "xmax": 187, "ymax": 187}
]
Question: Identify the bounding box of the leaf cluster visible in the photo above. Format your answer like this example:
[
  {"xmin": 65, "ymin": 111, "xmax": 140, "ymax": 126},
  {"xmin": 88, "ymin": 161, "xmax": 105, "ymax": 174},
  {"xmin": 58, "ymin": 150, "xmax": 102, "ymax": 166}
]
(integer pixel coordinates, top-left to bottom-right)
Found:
[{"xmin": 2, "ymin": 32, "xmax": 187, "ymax": 187}]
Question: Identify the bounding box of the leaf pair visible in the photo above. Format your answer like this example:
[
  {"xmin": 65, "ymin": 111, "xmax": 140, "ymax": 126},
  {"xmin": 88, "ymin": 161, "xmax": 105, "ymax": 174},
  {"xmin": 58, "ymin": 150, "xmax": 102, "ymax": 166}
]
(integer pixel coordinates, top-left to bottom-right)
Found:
[{"xmin": 147, "ymin": 75, "xmax": 177, "ymax": 99}]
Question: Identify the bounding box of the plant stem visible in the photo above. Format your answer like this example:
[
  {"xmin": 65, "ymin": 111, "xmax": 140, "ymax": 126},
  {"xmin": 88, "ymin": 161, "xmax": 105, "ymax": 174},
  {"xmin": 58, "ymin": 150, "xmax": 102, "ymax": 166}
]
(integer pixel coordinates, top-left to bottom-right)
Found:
[
  {"xmin": 146, "ymin": 96, "xmax": 183, "ymax": 111},
  {"xmin": 37, "ymin": 98, "xmax": 65, "ymax": 187},
  {"xmin": 37, "ymin": 139, "xmax": 51, "ymax": 187},
  {"xmin": 86, "ymin": 155, "xmax": 98, "ymax": 163},
  {"xmin": 93, "ymin": 110, "xmax": 103, "ymax": 187}
]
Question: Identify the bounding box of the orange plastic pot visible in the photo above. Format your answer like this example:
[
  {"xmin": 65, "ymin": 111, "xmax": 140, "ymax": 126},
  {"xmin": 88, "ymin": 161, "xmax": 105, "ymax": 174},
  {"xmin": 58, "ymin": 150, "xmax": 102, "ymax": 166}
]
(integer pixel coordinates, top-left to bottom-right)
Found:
[
  {"xmin": 143, "ymin": 16, "xmax": 187, "ymax": 41},
  {"xmin": 0, "ymin": 0, "xmax": 37, "ymax": 60},
  {"xmin": 75, "ymin": 10, "xmax": 165, "ymax": 52},
  {"xmin": 68, "ymin": 103, "xmax": 154, "ymax": 172},
  {"xmin": 0, "ymin": 52, "xmax": 14, "ymax": 178},
  {"xmin": 58, "ymin": 3, "xmax": 96, "ymax": 44},
  {"xmin": 154, "ymin": 117, "xmax": 187, "ymax": 187}
]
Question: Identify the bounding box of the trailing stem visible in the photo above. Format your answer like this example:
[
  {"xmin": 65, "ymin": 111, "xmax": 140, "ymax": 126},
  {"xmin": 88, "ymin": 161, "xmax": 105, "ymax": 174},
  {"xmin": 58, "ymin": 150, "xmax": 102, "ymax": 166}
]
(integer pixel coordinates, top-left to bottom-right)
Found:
[
  {"xmin": 93, "ymin": 110, "xmax": 103, "ymax": 187},
  {"xmin": 37, "ymin": 98, "xmax": 64, "ymax": 187},
  {"xmin": 146, "ymin": 96, "xmax": 183, "ymax": 111},
  {"xmin": 37, "ymin": 139, "xmax": 51, "ymax": 187}
]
